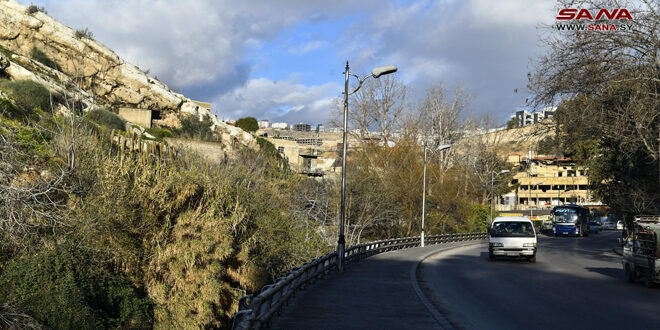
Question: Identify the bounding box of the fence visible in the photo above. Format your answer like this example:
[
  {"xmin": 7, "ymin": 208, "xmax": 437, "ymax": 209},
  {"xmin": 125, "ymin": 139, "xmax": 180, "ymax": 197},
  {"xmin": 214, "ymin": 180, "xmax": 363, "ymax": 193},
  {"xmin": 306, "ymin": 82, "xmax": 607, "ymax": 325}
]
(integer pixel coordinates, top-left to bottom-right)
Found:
[
  {"xmin": 109, "ymin": 129, "xmax": 178, "ymax": 164},
  {"xmin": 232, "ymin": 232, "xmax": 487, "ymax": 329}
]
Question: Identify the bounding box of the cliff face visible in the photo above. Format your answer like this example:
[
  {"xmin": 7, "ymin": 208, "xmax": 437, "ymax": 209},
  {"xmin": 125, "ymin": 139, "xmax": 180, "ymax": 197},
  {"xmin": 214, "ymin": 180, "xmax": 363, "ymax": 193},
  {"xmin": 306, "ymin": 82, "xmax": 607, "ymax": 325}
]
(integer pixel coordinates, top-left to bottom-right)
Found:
[{"xmin": 0, "ymin": 0, "xmax": 255, "ymax": 149}]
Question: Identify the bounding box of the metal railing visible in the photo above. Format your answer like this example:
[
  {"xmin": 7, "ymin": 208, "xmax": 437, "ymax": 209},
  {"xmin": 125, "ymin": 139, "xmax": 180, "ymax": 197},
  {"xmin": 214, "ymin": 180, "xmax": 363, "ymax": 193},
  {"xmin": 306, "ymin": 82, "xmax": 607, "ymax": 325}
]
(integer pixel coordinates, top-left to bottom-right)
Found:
[{"xmin": 232, "ymin": 232, "xmax": 487, "ymax": 330}]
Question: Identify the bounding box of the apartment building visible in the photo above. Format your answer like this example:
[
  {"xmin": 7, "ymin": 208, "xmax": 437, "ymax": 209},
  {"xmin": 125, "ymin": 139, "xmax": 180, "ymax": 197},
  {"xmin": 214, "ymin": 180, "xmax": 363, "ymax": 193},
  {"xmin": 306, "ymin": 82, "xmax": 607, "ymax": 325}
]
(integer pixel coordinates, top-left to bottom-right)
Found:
[
  {"xmin": 498, "ymin": 155, "xmax": 598, "ymax": 211},
  {"xmin": 512, "ymin": 107, "xmax": 556, "ymax": 127},
  {"xmin": 258, "ymin": 120, "xmax": 271, "ymax": 129}
]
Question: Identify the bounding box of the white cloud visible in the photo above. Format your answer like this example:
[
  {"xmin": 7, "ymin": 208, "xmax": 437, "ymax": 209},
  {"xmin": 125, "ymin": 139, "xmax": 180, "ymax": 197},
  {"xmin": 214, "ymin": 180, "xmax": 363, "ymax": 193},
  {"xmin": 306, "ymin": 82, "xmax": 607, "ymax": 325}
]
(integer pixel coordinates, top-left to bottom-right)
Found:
[
  {"xmin": 337, "ymin": 0, "xmax": 557, "ymax": 122},
  {"xmin": 289, "ymin": 40, "xmax": 328, "ymax": 54},
  {"xmin": 464, "ymin": 0, "xmax": 556, "ymax": 28},
  {"xmin": 33, "ymin": 0, "xmax": 366, "ymax": 88},
  {"xmin": 213, "ymin": 77, "xmax": 340, "ymax": 124}
]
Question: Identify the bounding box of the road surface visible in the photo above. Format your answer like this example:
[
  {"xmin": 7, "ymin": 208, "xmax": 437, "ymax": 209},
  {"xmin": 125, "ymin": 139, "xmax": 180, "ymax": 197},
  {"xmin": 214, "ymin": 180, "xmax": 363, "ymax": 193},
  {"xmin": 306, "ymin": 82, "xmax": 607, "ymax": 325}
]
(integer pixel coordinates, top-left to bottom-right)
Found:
[{"xmin": 419, "ymin": 231, "xmax": 660, "ymax": 329}]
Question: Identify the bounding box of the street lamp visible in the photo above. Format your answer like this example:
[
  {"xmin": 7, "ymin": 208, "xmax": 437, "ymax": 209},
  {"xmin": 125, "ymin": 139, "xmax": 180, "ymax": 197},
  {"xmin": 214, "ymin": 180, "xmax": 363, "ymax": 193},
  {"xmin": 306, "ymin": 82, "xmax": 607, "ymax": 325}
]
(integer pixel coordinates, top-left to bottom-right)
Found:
[
  {"xmin": 530, "ymin": 181, "xmax": 542, "ymax": 220},
  {"xmin": 421, "ymin": 143, "xmax": 451, "ymax": 247},
  {"xmin": 490, "ymin": 170, "xmax": 510, "ymax": 222},
  {"xmin": 337, "ymin": 61, "xmax": 397, "ymax": 273}
]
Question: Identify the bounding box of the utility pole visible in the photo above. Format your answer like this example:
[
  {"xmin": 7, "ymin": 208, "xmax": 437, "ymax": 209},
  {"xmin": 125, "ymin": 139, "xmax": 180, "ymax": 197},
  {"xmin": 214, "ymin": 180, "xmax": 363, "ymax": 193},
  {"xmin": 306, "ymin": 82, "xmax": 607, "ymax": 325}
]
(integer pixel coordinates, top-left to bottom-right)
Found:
[
  {"xmin": 530, "ymin": 181, "xmax": 541, "ymax": 221},
  {"xmin": 491, "ymin": 170, "xmax": 510, "ymax": 221}
]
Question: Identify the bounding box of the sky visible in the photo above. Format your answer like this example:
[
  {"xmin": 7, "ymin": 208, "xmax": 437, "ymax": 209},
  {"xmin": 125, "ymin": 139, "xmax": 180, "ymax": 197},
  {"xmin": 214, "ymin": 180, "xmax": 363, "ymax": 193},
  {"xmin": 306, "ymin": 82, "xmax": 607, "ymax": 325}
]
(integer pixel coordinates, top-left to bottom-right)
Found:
[{"xmin": 20, "ymin": 0, "xmax": 558, "ymax": 126}]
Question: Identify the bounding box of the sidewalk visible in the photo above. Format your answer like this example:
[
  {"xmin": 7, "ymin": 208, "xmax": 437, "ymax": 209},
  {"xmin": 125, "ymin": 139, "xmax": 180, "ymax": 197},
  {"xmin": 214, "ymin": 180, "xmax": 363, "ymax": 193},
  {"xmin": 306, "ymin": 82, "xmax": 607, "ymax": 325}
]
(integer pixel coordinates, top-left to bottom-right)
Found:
[{"xmin": 271, "ymin": 240, "xmax": 484, "ymax": 330}]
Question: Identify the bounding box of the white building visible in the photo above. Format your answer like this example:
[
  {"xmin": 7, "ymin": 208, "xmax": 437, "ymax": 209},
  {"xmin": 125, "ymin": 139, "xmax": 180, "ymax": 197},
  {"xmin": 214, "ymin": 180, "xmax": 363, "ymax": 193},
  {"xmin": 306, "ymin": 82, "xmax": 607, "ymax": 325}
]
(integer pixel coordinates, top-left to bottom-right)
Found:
[
  {"xmin": 272, "ymin": 122, "xmax": 289, "ymax": 130},
  {"xmin": 258, "ymin": 120, "xmax": 271, "ymax": 129},
  {"xmin": 512, "ymin": 107, "xmax": 556, "ymax": 127}
]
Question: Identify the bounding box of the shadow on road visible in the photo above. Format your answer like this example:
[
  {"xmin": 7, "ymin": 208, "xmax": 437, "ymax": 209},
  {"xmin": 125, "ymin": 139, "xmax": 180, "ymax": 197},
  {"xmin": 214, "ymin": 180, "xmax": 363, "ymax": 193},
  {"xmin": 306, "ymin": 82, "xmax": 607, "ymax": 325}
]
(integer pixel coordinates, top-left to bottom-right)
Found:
[{"xmin": 585, "ymin": 266, "xmax": 622, "ymax": 279}]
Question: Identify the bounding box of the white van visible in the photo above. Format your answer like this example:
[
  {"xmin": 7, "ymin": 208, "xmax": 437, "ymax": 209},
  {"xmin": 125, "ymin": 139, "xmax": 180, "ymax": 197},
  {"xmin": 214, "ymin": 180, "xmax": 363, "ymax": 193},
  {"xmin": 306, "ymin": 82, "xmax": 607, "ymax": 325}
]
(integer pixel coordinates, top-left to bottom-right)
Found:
[{"xmin": 488, "ymin": 216, "xmax": 537, "ymax": 262}]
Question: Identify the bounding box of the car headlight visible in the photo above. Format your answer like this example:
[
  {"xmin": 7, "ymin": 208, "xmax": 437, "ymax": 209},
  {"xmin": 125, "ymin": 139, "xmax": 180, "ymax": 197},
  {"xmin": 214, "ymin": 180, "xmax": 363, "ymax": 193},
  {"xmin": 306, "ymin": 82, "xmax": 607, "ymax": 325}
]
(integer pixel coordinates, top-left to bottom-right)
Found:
[
  {"xmin": 523, "ymin": 243, "xmax": 536, "ymax": 247},
  {"xmin": 489, "ymin": 242, "xmax": 503, "ymax": 247}
]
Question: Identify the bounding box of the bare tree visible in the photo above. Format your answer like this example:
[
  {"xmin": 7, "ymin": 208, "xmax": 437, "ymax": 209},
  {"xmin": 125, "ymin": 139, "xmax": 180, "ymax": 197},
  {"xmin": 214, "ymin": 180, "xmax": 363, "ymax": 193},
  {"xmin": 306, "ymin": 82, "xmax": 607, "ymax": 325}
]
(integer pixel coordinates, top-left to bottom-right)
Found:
[
  {"xmin": 0, "ymin": 104, "xmax": 71, "ymax": 249},
  {"xmin": 529, "ymin": 0, "xmax": 660, "ymax": 213},
  {"xmin": 453, "ymin": 117, "xmax": 511, "ymax": 203},
  {"xmin": 419, "ymin": 83, "xmax": 471, "ymax": 172},
  {"xmin": 368, "ymin": 74, "xmax": 407, "ymax": 145},
  {"xmin": 330, "ymin": 74, "xmax": 407, "ymax": 144}
]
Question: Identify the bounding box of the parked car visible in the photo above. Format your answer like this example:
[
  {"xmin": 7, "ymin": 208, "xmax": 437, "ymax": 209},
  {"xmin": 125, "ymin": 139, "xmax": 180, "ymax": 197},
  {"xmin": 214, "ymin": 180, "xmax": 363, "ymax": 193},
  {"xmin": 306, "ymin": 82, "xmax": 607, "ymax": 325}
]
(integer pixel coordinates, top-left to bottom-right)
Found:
[
  {"xmin": 489, "ymin": 216, "xmax": 537, "ymax": 262},
  {"xmin": 603, "ymin": 221, "xmax": 616, "ymax": 230},
  {"xmin": 617, "ymin": 220, "xmax": 624, "ymax": 230},
  {"xmin": 589, "ymin": 220, "xmax": 602, "ymax": 233}
]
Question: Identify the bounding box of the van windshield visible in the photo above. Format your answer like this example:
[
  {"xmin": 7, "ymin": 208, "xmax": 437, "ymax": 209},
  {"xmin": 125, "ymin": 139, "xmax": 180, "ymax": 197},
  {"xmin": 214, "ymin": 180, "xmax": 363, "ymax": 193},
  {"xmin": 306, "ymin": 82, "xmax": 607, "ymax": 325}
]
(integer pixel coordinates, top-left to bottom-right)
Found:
[{"xmin": 490, "ymin": 221, "xmax": 535, "ymax": 237}]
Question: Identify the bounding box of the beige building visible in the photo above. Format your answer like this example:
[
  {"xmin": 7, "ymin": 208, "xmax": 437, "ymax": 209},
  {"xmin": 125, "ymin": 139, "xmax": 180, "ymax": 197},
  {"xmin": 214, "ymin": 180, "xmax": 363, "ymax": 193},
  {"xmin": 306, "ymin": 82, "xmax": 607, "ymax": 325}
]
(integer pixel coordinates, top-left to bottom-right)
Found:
[
  {"xmin": 498, "ymin": 155, "xmax": 598, "ymax": 211},
  {"xmin": 259, "ymin": 128, "xmax": 363, "ymax": 177}
]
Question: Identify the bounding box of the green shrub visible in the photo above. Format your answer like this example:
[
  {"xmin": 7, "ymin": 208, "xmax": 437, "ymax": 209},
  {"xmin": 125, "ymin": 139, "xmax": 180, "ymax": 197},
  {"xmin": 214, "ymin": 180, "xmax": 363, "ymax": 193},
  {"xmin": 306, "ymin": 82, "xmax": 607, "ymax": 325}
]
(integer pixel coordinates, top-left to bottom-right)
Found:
[
  {"xmin": 0, "ymin": 97, "xmax": 21, "ymax": 118},
  {"xmin": 145, "ymin": 127, "xmax": 173, "ymax": 139},
  {"xmin": 0, "ymin": 246, "xmax": 153, "ymax": 329},
  {"xmin": 0, "ymin": 80, "xmax": 51, "ymax": 116},
  {"xmin": 173, "ymin": 114, "xmax": 218, "ymax": 141},
  {"xmin": 25, "ymin": 5, "xmax": 47, "ymax": 15},
  {"xmin": 468, "ymin": 204, "xmax": 492, "ymax": 232},
  {"xmin": 75, "ymin": 27, "xmax": 94, "ymax": 39},
  {"xmin": 256, "ymin": 136, "xmax": 278, "ymax": 158},
  {"xmin": 235, "ymin": 116, "xmax": 258, "ymax": 132},
  {"xmin": 86, "ymin": 108, "xmax": 125, "ymax": 131},
  {"xmin": 0, "ymin": 116, "xmax": 52, "ymax": 161},
  {"xmin": 30, "ymin": 47, "xmax": 60, "ymax": 71}
]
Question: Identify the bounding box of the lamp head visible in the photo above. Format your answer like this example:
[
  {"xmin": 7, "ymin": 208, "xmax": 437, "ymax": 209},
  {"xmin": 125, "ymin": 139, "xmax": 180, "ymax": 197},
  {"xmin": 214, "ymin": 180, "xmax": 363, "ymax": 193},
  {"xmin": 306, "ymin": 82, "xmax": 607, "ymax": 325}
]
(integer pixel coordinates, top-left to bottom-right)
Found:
[{"xmin": 372, "ymin": 65, "xmax": 398, "ymax": 78}]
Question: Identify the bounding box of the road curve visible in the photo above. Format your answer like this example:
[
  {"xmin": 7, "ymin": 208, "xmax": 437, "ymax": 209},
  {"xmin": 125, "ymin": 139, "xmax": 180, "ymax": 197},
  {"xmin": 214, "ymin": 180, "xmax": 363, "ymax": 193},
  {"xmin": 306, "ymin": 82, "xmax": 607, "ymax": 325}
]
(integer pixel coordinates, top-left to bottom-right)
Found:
[
  {"xmin": 272, "ymin": 240, "xmax": 483, "ymax": 330},
  {"xmin": 418, "ymin": 231, "xmax": 660, "ymax": 329}
]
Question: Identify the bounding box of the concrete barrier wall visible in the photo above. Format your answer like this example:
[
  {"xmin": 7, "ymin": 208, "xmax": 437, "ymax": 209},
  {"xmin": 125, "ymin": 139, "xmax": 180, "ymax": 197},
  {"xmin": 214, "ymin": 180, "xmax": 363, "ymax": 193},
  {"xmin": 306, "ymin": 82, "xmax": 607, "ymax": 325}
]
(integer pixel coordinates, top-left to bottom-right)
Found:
[{"xmin": 119, "ymin": 108, "xmax": 152, "ymax": 128}]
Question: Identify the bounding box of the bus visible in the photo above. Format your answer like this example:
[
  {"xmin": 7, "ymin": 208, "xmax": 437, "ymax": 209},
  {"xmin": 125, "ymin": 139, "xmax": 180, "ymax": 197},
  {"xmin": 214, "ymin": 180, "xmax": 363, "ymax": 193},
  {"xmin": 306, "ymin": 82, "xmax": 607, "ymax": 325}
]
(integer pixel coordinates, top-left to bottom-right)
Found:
[{"xmin": 551, "ymin": 204, "xmax": 590, "ymax": 237}]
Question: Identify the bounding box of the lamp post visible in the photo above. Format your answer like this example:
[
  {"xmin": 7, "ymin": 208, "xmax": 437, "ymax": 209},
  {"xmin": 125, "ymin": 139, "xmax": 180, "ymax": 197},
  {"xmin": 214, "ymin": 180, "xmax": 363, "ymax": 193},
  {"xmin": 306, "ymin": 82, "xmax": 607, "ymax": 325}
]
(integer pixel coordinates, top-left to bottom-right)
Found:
[
  {"xmin": 490, "ymin": 170, "xmax": 510, "ymax": 222},
  {"xmin": 338, "ymin": 61, "xmax": 397, "ymax": 273},
  {"xmin": 557, "ymin": 185, "xmax": 573, "ymax": 205},
  {"xmin": 529, "ymin": 181, "xmax": 542, "ymax": 220},
  {"xmin": 421, "ymin": 143, "xmax": 451, "ymax": 247}
]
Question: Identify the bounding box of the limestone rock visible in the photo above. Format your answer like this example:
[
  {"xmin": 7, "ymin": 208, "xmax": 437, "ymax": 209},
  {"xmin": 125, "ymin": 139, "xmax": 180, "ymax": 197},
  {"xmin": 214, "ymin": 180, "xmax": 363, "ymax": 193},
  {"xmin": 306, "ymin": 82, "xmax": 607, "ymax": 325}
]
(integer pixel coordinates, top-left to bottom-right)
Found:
[
  {"xmin": 0, "ymin": 0, "xmax": 256, "ymax": 150},
  {"xmin": 153, "ymin": 112, "xmax": 181, "ymax": 129}
]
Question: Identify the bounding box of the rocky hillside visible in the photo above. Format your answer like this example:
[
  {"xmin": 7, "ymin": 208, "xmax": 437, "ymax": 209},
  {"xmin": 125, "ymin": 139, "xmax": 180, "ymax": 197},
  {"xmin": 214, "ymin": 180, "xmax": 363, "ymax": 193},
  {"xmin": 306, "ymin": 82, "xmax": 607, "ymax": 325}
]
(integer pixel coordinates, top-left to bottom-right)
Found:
[{"xmin": 0, "ymin": 0, "xmax": 254, "ymax": 149}]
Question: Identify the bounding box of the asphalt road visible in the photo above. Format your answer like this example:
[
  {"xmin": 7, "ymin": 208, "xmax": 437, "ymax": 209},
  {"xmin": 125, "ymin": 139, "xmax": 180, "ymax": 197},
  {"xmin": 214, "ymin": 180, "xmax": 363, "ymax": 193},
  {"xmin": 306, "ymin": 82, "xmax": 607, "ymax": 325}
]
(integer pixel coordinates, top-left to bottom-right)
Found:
[
  {"xmin": 272, "ymin": 241, "xmax": 479, "ymax": 330},
  {"xmin": 419, "ymin": 231, "xmax": 660, "ymax": 329}
]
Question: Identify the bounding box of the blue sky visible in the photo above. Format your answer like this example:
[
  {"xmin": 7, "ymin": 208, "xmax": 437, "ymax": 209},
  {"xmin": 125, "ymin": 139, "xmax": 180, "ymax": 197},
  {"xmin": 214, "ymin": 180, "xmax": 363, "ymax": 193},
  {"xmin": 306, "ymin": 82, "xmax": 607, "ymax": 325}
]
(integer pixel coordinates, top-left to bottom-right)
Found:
[{"xmin": 19, "ymin": 0, "xmax": 558, "ymax": 126}]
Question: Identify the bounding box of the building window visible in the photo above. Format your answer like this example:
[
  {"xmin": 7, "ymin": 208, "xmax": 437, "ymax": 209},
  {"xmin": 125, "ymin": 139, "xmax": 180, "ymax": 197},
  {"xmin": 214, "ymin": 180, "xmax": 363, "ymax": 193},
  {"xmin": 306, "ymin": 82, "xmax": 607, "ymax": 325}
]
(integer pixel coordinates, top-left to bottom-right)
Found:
[{"xmin": 277, "ymin": 147, "xmax": 284, "ymax": 153}]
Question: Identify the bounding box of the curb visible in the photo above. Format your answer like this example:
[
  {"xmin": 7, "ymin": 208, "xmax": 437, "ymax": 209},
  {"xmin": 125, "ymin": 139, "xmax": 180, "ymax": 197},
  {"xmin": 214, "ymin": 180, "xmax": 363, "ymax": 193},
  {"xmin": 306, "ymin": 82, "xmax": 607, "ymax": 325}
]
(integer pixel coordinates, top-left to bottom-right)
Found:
[{"xmin": 409, "ymin": 240, "xmax": 486, "ymax": 330}]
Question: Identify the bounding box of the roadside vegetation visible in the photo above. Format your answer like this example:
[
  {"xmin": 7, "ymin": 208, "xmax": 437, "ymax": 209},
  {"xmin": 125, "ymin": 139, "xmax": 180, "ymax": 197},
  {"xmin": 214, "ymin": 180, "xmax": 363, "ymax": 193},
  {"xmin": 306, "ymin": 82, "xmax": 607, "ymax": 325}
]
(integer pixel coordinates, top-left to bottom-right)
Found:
[
  {"xmin": 173, "ymin": 113, "xmax": 220, "ymax": 142},
  {"xmin": 0, "ymin": 81, "xmax": 328, "ymax": 328},
  {"xmin": 86, "ymin": 107, "xmax": 126, "ymax": 130}
]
